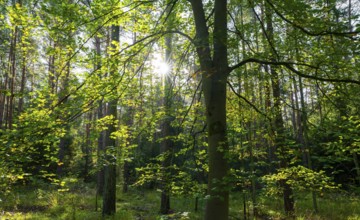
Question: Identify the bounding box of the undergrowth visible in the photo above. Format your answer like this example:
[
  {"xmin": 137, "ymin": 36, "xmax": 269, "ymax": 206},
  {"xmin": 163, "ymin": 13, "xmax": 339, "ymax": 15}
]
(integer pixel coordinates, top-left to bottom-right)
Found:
[{"xmin": 1, "ymin": 181, "xmax": 360, "ymax": 220}]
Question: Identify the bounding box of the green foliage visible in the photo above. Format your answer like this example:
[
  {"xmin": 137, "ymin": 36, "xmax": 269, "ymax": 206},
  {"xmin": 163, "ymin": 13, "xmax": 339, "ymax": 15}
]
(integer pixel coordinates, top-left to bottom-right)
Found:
[
  {"xmin": 0, "ymin": 108, "xmax": 63, "ymax": 177},
  {"xmin": 0, "ymin": 165, "xmax": 21, "ymax": 200},
  {"xmin": 262, "ymin": 165, "xmax": 339, "ymax": 196}
]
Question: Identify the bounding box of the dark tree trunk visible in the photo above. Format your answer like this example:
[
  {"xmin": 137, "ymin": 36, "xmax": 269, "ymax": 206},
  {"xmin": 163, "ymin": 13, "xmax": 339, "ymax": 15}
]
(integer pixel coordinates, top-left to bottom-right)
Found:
[
  {"xmin": 265, "ymin": 2, "xmax": 295, "ymax": 216},
  {"xmin": 84, "ymin": 111, "xmax": 93, "ymax": 182},
  {"xmin": 97, "ymin": 103, "xmax": 105, "ymax": 195},
  {"xmin": 0, "ymin": 57, "xmax": 9, "ymax": 129},
  {"xmin": 48, "ymin": 41, "xmax": 56, "ymax": 94},
  {"xmin": 160, "ymin": 117, "xmax": 172, "ymax": 215},
  {"xmin": 189, "ymin": 0, "xmax": 229, "ymax": 219},
  {"xmin": 57, "ymin": 53, "xmax": 72, "ymax": 177},
  {"xmin": 160, "ymin": 3, "xmax": 174, "ymax": 213},
  {"xmin": 102, "ymin": 25, "xmax": 119, "ymax": 217},
  {"xmin": 6, "ymin": 27, "xmax": 18, "ymax": 129},
  {"xmin": 18, "ymin": 55, "xmax": 26, "ymax": 113},
  {"xmin": 297, "ymin": 76, "xmax": 318, "ymax": 212},
  {"xmin": 272, "ymin": 71, "xmax": 295, "ymax": 216},
  {"xmin": 94, "ymin": 35, "xmax": 105, "ymax": 195}
]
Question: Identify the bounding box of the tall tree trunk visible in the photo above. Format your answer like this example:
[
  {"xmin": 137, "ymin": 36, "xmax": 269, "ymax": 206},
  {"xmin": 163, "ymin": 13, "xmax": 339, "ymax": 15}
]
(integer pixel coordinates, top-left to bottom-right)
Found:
[
  {"xmin": 346, "ymin": 0, "xmax": 360, "ymax": 185},
  {"xmin": 160, "ymin": 2, "xmax": 174, "ymax": 214},
  {"xmin": 57, "ymin": 53, "xmax": 72, "ymax": 177},
  {"xmin": 271, "ymin": 67, "xmax": 294, "ymax": 216},
  {"xmin": 190, "ymin": 0, "xmax": 229, "ymax": 219},
  {"xmin": 102, "ymin": 25, "xmax": 119, "ymax": 216},
  {"xmin": 84, "ymin": 111, "xmax": 93, "ymax": 182},
  {"xmin": 292, "ymin": 77, "xmax": 308, "ymax": 166},
  {"xmin": 48, "ymin": 41, "xmax": 56, "ymax": 94},
  {"xmin": 6, "ymin": 27, "xmax": 18, "ymax": 129},
  {"xmin": 18, "ymin": 55, "xmax": 26, "ymax": 113},
  {"xmin": 298, "ymin": 76, "xmax": 318, "ymax": 212},
  {"xmin": 0, "ymin": 57, "xmax": 9, "ymax": 129},
  {"xmin": 18, "ymin": 6, "xmax": 27, "ymax": 114},
  {"xmin": 265, "ymin": 2, "xmax": 295, "ymax": 216},
  {"xmin": 95, "ymin": 35, "xmax": 106, "ymax": 196}
]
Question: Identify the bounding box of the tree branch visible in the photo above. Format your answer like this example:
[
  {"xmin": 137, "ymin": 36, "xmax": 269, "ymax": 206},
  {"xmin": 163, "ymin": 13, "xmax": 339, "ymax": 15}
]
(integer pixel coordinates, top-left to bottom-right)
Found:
[
  {"xmin": 229, "ymin": 58, "xmax": 360, "ymax": 85},
  {"xmin": 163, "ymin": 30, "xmax": 195, "ymax": 45},
  {"xmin": 227, "ymin": 81, "xmax": 270, "ymax": 120},
  {"xmin": 266, "ymin": 0, "xmax": 360, "ymax": 40}
]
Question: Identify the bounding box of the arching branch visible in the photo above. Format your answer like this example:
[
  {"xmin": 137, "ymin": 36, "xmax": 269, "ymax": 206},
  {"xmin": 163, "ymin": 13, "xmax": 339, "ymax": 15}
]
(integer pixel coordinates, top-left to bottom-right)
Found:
[{"xmin": 229, "ymin": 58, "xmax": 360, "ymax": 85}]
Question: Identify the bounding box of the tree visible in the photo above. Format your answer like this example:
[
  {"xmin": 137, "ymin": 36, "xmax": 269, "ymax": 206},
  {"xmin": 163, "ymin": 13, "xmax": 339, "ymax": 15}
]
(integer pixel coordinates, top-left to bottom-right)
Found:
[
  {"xmin": 188, "ymin": 1, "xmax": 230, "ymax": 219},
  {"xmin": 159, "ymin": 0, "xmax": 175, "ymax": 214},
  {"xmin": 102, "ymin": 25, "xmax": 119, "ymax": 216}
]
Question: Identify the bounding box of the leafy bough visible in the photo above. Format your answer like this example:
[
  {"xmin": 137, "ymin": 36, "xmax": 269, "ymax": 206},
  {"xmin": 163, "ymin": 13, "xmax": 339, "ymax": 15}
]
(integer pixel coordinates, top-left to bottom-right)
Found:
[{"xmin": 262, "ymin": 165, "xmax": 339, "ymax": 196}]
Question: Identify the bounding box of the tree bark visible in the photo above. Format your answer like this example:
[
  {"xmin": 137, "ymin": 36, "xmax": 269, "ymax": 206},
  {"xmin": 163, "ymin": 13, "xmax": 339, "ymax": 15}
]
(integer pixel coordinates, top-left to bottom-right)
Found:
[
  {"xmin": 18, "ymin": 55, "xmax": 26, "ymax": 113},
  {"xmin": 189, "ymin": 0, "xmax": 229, "ymax": 219},
  {"xmin": 94, "ymin": 35, "xmax": 106, "ymax": 196},
  {"xmin": 57, "ymin": 52, "xmax": 72, "ymax": 177},
  {"xmin": 160, "ymin": 1, "xmax": 174, "ymax": 214},
  {"xmin": 265, "ymin": 2, "xmax": 295, "ymax": 216},
  {"xmin": 0, "ymin": 56, "xmax": 9, "ymax": 129},
  {"xmin": 48, "ymin": 40, "xmax": 56, "ymax": 94},
  {"xmin": 102, "ymin": 25, "xmax": 119, "ymax": 216},
  {"xmin": 272, "ymin": 69, "xmax": 294, "ymax": 216},
  {"xmin": 84, "ymin": 111, "xmax": 93, "ymax": 182},
  {"xmin": 297, "ymin": 76, "xmax": 318, "ymax": 211},
  {"xmin": 6, "ymin": 27, "xmax": 18, "ymax": 129}
]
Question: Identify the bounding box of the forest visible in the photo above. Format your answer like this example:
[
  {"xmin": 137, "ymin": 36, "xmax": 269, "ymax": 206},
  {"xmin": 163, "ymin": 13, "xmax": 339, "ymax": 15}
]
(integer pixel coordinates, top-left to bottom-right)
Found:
[{"xmin": 0, "ymin": 0, "xmax": 360, "ymax": 219}]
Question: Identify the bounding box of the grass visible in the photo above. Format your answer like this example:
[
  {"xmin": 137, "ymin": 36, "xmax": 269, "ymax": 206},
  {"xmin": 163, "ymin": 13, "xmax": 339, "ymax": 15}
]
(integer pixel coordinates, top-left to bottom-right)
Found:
[
  {"xmin": 229, "ymin": 191, "xmax": 360, "ymax": 220},
  {"xmin": 1, "ymin": 182, "xmax": 360, "ymax": 220},
  {"xmin": 0, "ymin": 184, "xmax": 102, "ymax": 220}
]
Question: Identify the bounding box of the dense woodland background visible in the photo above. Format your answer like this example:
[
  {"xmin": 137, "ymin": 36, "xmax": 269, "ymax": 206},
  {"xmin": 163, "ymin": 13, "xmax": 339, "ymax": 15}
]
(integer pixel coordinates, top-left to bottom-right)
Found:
[{"xmin": 0, "ymin": 0, "xmax": 360, "ymax": 219}]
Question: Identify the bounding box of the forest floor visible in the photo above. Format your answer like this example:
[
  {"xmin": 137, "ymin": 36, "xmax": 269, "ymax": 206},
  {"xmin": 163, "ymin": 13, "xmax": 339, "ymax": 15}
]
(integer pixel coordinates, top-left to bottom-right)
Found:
[{"xmin": 1, "ymin": 179, "xmax": 360, "ymax": 220}]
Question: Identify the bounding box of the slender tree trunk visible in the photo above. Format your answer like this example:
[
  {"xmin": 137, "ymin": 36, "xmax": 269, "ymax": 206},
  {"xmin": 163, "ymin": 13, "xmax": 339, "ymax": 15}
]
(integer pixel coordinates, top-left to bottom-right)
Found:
[
  {"xmin": 6, "ymin": 27, "xmax": 18, "ymax": 129},
  {"xmin": 84, "ymin": 111, "xmax": 93, "ymax": 182},
  {"xmin": 123, "ymin": 104, "xmax": 134, "ymax": 193},
  {"xmin": 96, "ymin": 101, "xmax": 105, "ymax": 198},
  {"xmin": 18, "ymin": 9, "xmax": 27, "ymax": 113},
  {"xmin": 57, "ymin": 53, "xmax": 72, "ymax": 177},
  {"xmin": 265, "ymin": 3, "xmax": 295, "ymax": 216},
  {"xmin": 94, "ymin": 33, "xmax": 106, "ymax": 195},
  {"xmin": 272, "ymin": 71, "xmax": 294, "ymax": 215},
  {"xmin": 102, "ymin": 25, "xmax": 119, "ymax": 216},
  {"xmin": 346, "ymin": 0, "xmax": 360, "ymax": 185},
  {"xmin": 0, "ymin": 58, "xmax": 9, "ymax": 129},
  {"xmin": 95, "ymin": 35, "xmax": 106, "ymax": 196},
  {"xmin": 263, "ymin": 69, "xmax": 274, "ymax": 172},
  {"xmin": 160, "ymin": 116, "xmax": 172, "ymax": 214},
  {"xmin": 160, "ymin": 2, "xmax": 174, "ymax": 214},
  {"xmin": 48, "ymin": 41, "xmax": 56, "ymax": 94},
  {"xmin": 18, "ymin": 55, "xmax": 26, "ymax": 113},
  {"xmin": 159, "ymin": 80, "xmax": 172, "ymax": 213},
  {"xmin": 292, "ymin": 77, "xmax": 308, "ymax": 166}
]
